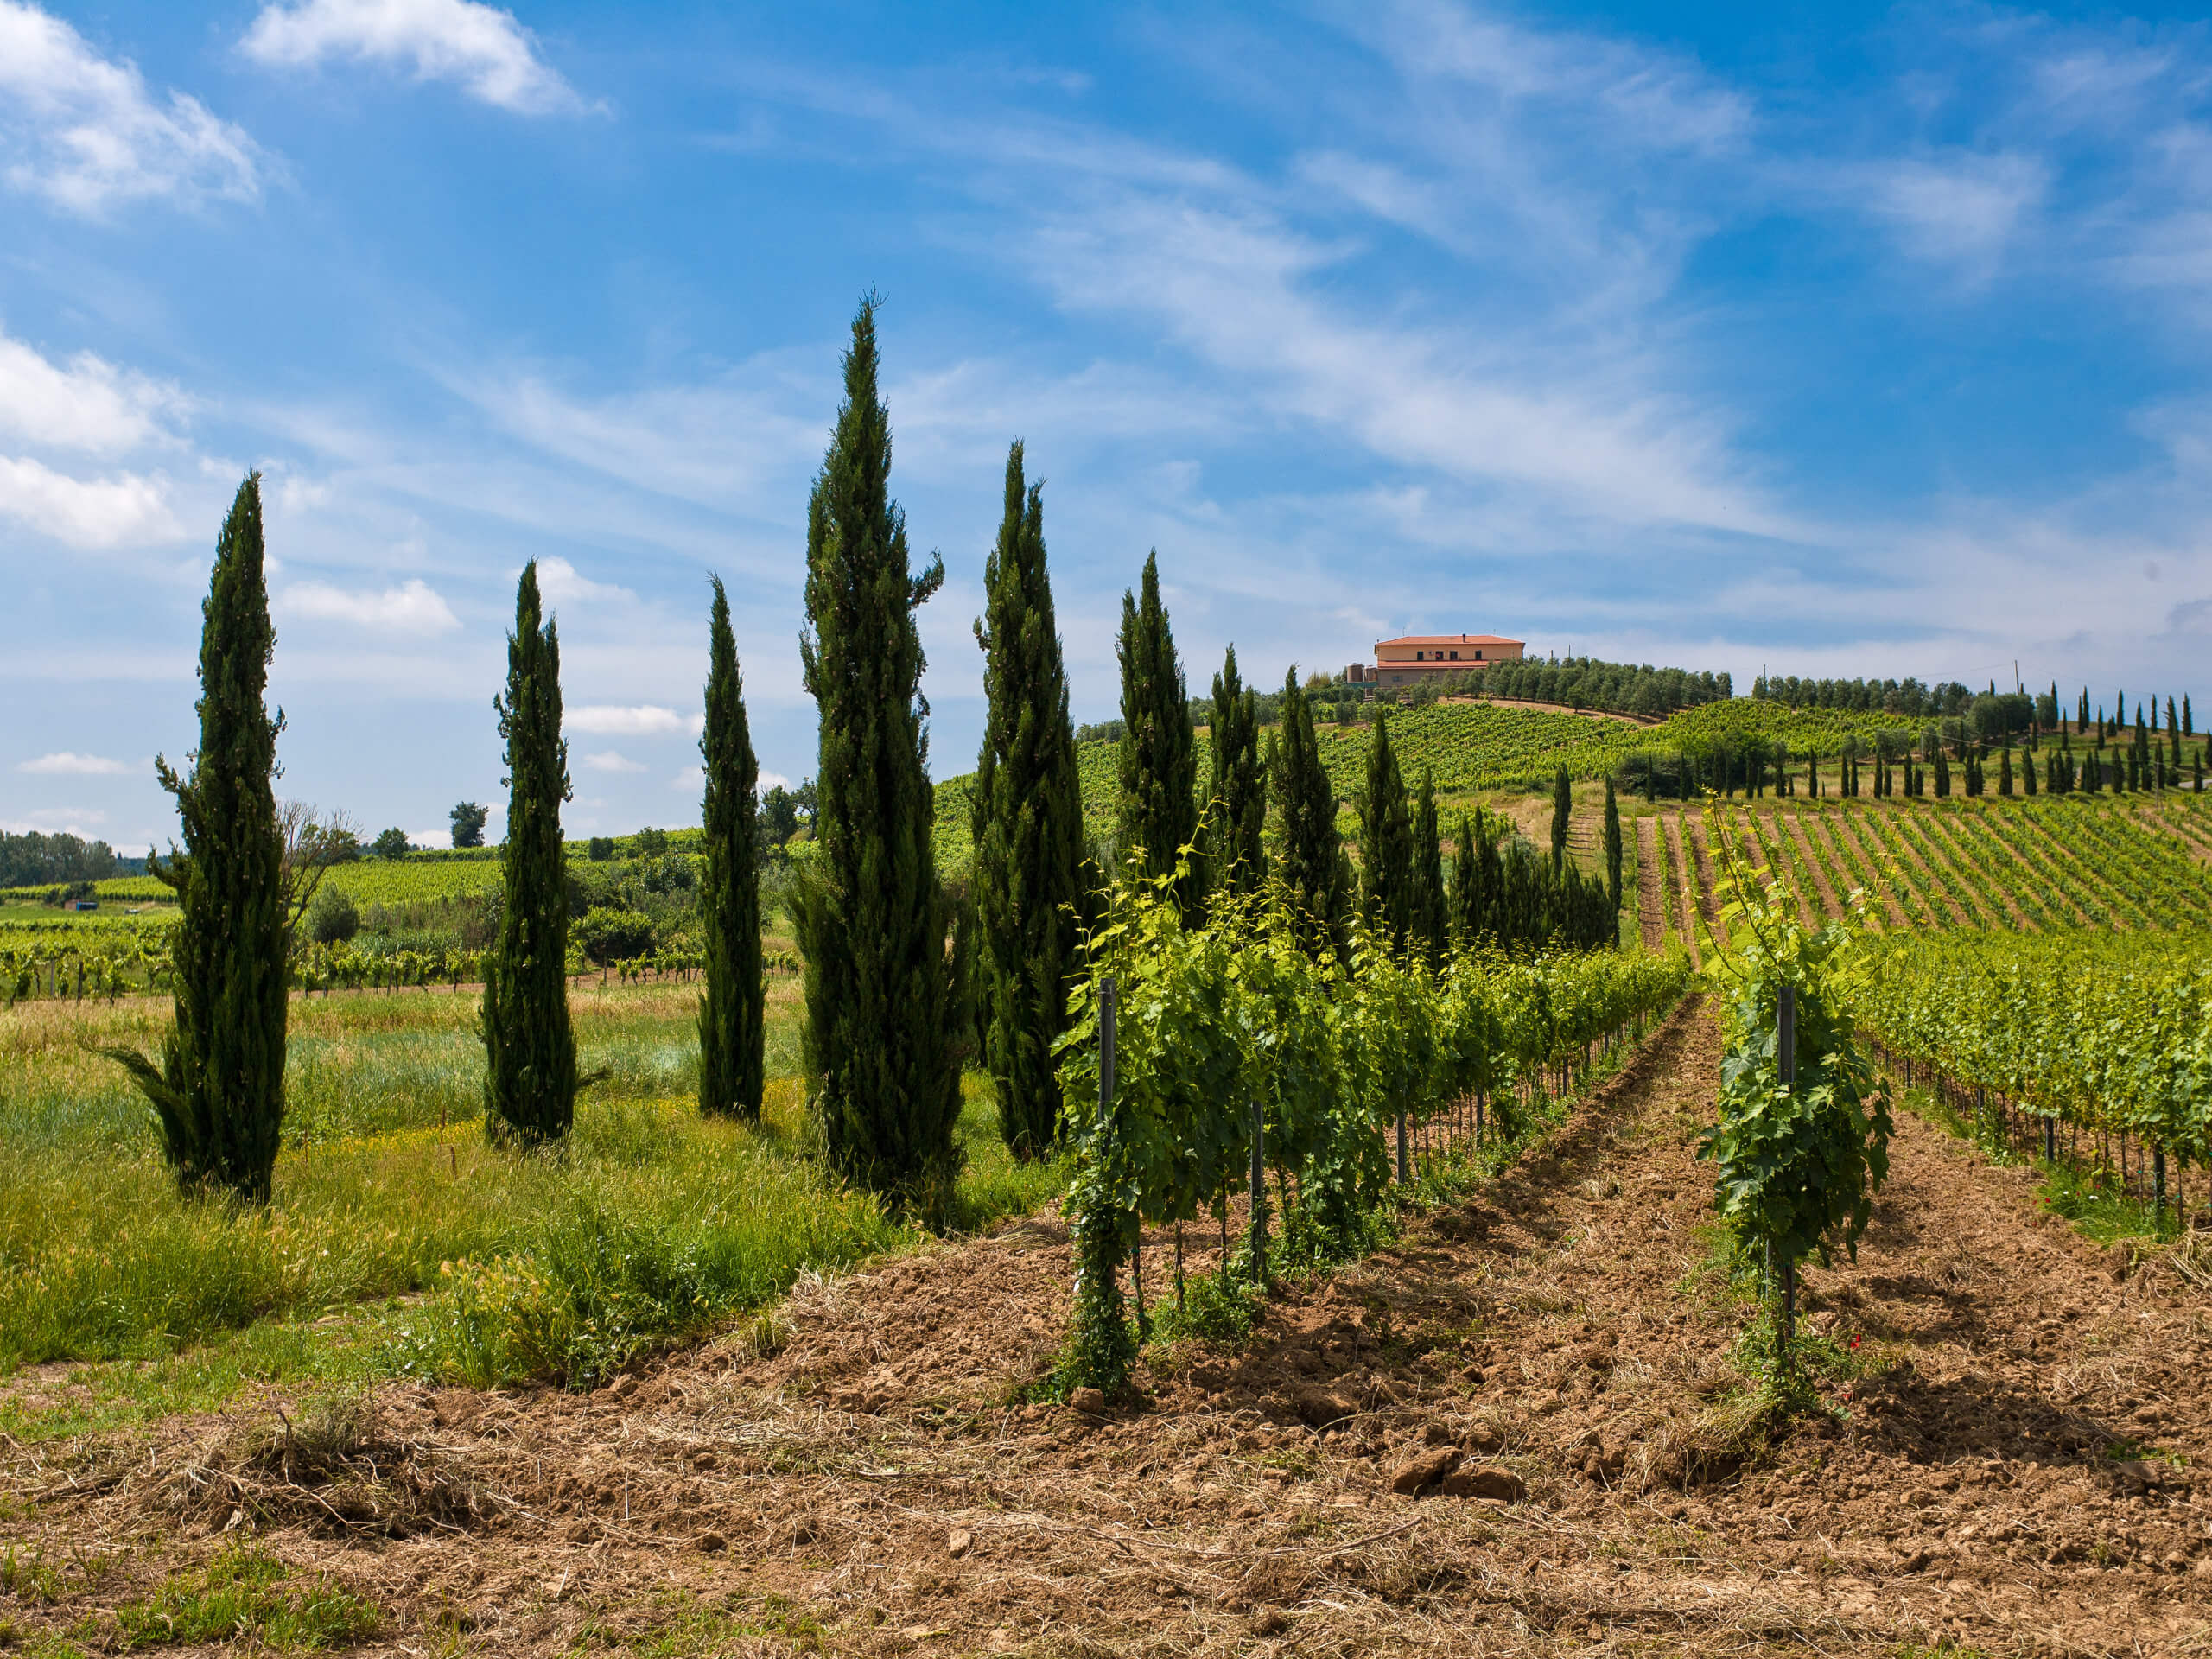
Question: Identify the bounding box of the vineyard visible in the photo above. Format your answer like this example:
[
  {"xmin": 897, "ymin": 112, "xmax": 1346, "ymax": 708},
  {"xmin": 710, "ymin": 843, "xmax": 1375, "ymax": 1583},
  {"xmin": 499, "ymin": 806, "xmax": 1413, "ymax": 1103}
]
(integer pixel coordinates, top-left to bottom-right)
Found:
[{"xmin": 7, "ymin": 696, "xmax": 2212, "ymax": 1656}]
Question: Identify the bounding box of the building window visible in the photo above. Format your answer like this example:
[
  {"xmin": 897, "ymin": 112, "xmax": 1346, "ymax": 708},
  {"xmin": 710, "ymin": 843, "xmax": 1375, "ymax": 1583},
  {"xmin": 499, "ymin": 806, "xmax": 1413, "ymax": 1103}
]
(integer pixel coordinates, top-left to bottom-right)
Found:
[
  {"xmin": 1414, "ymin": 650, "xmax": 1425, "ymax": 661},
  {"xmin": 1474, "ymin": 650, "xmax": 1484, "ymax": 660},
  {"xmin": 1449, "ymin": 651, "xmax": 1459, "ymax": 661}
]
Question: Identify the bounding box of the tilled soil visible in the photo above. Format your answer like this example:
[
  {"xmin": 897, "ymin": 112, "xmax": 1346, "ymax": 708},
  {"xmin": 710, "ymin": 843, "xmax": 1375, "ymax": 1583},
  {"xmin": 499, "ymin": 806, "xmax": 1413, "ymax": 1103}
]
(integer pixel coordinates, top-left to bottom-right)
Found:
[{"xmin": 8, "ymin": 1003, "xmax": 2210, "ymax": 1656}]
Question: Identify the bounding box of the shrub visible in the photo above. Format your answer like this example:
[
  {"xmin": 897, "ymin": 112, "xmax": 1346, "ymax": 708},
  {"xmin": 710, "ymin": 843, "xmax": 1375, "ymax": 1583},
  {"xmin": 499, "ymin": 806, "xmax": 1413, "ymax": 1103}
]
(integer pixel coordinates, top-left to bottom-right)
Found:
[
  {"xmin": 307, "ymin": 886, "xmax": 361, "ymax": 944},
  {"xmin": 575, "ymin": 906, "xmax": 656, "ymax": 963}
]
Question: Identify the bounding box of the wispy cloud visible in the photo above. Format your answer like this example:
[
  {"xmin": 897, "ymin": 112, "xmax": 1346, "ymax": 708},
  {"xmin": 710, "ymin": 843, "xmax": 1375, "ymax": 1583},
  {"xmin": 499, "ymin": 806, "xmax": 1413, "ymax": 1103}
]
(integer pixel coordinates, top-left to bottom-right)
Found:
[
  {"xmin": 582, "ymin": 749, "xmax": 644, "ymax": 772},
  {"xmin": 0, "ymin": 0, "xmax": 265, "ymax": 217},
  {"xmin": 16, "ymin": 751, "xmax": 128, "ymax": 775},
  {"xmin": 240, "ymin": 0, "xmax": 591, "ymax": 116}
]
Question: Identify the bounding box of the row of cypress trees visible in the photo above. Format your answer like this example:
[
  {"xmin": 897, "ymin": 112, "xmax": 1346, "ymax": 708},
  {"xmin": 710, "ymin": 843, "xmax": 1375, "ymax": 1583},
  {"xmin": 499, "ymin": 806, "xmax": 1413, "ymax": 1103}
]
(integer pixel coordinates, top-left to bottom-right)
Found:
[{"xmin": 112, "ymin": 471, "xmax": 777, "ymax": 1203}]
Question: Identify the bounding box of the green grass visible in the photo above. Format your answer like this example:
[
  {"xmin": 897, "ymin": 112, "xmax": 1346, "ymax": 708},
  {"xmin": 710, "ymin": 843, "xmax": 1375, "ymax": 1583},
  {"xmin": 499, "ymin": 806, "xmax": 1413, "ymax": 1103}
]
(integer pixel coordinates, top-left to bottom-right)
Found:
[
  {"xmin": 110, "ymin": 1544, "xmax": 380, "ymax": 1652},
  {"xmin": 0, "ymin": 982, "xmax": 1066, "ymax": 1414},
  {"xmin": 1892, "ymin": 1079, "xmax": 2176, "ymax": 1243}
]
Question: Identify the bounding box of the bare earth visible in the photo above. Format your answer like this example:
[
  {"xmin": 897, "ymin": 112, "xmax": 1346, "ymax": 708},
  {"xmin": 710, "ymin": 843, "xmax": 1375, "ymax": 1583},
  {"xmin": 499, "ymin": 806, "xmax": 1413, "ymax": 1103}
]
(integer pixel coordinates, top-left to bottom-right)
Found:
[{"xmin": 6, "ymin": 1003, "xmax": 2209, "ymax": 1656}]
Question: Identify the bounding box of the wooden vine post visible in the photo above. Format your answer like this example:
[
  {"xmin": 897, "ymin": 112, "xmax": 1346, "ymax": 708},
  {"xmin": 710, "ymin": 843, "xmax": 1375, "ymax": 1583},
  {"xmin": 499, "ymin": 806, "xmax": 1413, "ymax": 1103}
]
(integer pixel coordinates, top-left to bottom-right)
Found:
[
  {"xmin": 1249, "ymin": 1099, "xmax": 1268, "ymax": 1284},
  {"xmin": 1777, "ymin": 982, "xmax": 1798, "ymax": 1350}
]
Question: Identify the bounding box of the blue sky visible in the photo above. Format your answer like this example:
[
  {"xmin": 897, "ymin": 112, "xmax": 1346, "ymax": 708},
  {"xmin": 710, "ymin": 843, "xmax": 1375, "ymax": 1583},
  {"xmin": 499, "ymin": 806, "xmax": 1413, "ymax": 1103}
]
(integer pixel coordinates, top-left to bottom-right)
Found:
[{"xmin": 4, "ymin": 0, "xmax": 2211, "ymax": 849}]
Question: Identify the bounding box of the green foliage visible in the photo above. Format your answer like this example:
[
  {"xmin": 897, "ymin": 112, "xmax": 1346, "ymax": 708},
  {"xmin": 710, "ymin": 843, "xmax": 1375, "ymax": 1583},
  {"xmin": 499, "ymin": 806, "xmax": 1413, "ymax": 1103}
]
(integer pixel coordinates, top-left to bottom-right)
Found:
[
  {"xmin": 575, "ymin": 906, "xmax": 655, "ymax": 964},
  {"xmin": 1055, "ymin": 847, "xmax": 1687, "ymax": 1394},
  {"xmin": 481, "ymin": 561, "xmax": 579, "ymax": 1146},
  {"xmin": 305, "ymin": 884, "xmax": 359, "ymax": 946},
  {"xmin": 697, "ymin": 575, "xmax": 765, "ymax": 1119},
  {"xmin": 448, "ymin": 802, "xmax": 488, "ymax": 849},
  {"xmin": 108, "ymin": 473, "xmax": 289, "ymax": 1205},
  {"xmin": 1357, "ymin": 708, "xmax": 1414, "ymax": 954},
  {"xmin": 1477, "ymin": 652, "xmax": 1729, "ymax": 717},
  {"xmin": 1697, "ymin": 830, "xmax": 1891, "ymax": 1334},
  {"xmin": 368, "ymin": 827, "xmax": 410, "ymax": 860},
  {"xmin": 0, "ymin": 830, "xmax": 121, "ymax": 889},
  {"xmin": 1450, "ymin": 804, "xmax": 1618, "ymax": 953},
  {"xmin": 971, "ymin": 443, "xmax": 1086, "ymax": 1161},
  {"xmin": 1408, "ymin": 767, "xmax": 1446, "ymax": 960},
  {"xmin": 1268, "ymin": 671, "xmax": 1347, "ymax": 958},
  {"xmin": 1854, "ymin": 925, "xmax": 2212, "ymax": 1166},
  {"xmin": 1603, "ymin": 777, "xmax": 1624, "ymax": 912},
  {"xmin": 793, "ymin": 296, "xmax": 963, "ymax": 1215},
  {"xmin": 1114, "ymin": 552, "xmax": 1198, "ymax": 917},
  {"xmin": 1203, "ymin": 645, "xmax": 1267, "ymax": 896},
  {"xmin": 1550, "ymin": 763, "xmax": 1571, "ymax": 872}
]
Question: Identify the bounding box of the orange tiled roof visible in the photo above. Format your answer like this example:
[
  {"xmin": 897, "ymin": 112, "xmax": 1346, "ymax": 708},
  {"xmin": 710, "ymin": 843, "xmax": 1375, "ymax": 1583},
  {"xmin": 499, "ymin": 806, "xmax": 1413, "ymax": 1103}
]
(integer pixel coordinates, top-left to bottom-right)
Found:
[{"xmin": 1374, "ymin": 633, "xmax": 1522, "ymax": 647}]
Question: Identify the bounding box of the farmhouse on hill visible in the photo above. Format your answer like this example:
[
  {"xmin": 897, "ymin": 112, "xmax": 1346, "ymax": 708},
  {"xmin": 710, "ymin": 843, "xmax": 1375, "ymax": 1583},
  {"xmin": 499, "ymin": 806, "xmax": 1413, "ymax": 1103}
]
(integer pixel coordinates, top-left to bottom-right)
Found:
[{"xmin": 1354, "ymin": 632, "xmax": 1526, "ymax": 689}]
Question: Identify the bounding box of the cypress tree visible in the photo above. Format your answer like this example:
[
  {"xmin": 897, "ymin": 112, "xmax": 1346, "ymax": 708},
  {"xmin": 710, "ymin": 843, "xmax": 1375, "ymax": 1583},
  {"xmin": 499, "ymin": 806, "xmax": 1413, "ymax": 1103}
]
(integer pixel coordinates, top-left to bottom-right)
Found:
[
  {"xmin": 1451, "ymin": 810, "xmax": 1478, "ymax": 943},
  {"xmin": 1202, "ymin": 645, "xmax": 1266, "ymax": 896},
  {"xmin": 2169, "ymin": 696, "xmax": 2182, "ymax": 765},
  {"xmin": 1357, "ymin": 707, "xmax": 1414, "ymax": 954},
  {"xmin": 698, "ymin": 575, "xmax": 764, "ymax": 1120},
  {"xmin": 795, "ymin": 297, "xmax": 962, "ymax": 1211},
  {"xmin": 1602, "ymin": 776, "xmax": 1624, "ymax": 921},
  {"xmin": 1114, "ymin": 553, "xmax": 1198, "ymax": 913},
  {"xmin": 1550, "ymin": 764, "xmax": 1572, "ymax": 874},
  {"xmin": 1408, "ymin": 766, "xmax": 1447, "ymax": 960},
  {"xmin": 971, "ymin": 440, "xmax": 1084, "ymax": 1161},
  {"xmin": 1269, "ymin": 669, "xmax": 1345, "ymax": 957},
  {"xmin": 2184, "ymin": 694, "xmax": 2194, "ymax": 737},
  {"xmin": 481, "ymin": 562, "xmax": 577, "ymax": 1146},
  {"xmin": 108, "ymin": 474, "xmax": 288, "ymax": 1202}
]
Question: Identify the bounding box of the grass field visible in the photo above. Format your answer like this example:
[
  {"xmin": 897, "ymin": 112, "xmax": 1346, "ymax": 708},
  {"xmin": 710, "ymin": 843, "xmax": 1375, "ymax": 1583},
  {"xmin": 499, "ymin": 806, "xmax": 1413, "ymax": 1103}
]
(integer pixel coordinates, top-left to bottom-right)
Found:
[{"xmin": 0, "ymin": 980, "xmax": 1062, "ymax": 1436}]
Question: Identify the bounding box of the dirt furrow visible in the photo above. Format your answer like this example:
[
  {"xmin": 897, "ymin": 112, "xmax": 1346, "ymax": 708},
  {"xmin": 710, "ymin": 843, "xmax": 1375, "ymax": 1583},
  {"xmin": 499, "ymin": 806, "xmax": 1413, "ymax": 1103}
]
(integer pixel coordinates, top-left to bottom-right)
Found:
[
  {"xmin": 1634, "ymin": 815, "xmax": 1664, "ymax": 949},
  {"xmin": 1777, "ymin": 810, "xmax": 1847, "ymax": 920}
]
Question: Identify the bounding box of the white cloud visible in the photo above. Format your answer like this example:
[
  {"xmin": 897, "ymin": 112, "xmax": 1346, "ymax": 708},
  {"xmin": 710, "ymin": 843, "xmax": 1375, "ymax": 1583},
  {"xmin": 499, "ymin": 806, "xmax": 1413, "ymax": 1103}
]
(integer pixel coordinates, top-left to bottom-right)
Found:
[
  {"xmin": 758, "ymin": 769, "xmax": 791, "ymax": 793},
  {"xmin": 568, "ymin": 704, "xmax": 685, "ymax": 735},
  {"xmin": 0, "ymin": 1, "xmax": 265, "ymax": 216},
  {"xmin": 240, "ymin": 0, "xmax": 588, "ymax": 116},
  {"xmin": 534, "ymin": 556, "xmax": 634, "ymax": 607},
  {"xmin": 16, "ymin": 751, "xmax": 127, "ymax": 775},
  {"xmin": 0, "ymin": 327, "xmax": 190, "ymax": 453},
  {"xmin": 279, "ymin": 576, "xmax": 461, "ymax": 633},
  {"xmin": 670, "ymin": 766, "xmax": 702, "ymax": 792},
  {"xmin": 0, "ymin": 454, "xmax": 177, "ymax": 546},
  {"xmin": 582, "ymin": 749, "xmax": 644, "ymax": 773}
]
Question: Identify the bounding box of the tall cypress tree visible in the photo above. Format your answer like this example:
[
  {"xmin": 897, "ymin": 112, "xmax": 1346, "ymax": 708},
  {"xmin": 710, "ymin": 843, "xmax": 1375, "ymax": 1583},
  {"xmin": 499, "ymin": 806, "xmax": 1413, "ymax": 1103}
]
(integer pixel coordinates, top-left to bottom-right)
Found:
[
  {"xmin": 794, "ymin": 296, "xmax": 962, "ymax": 1210},
  {"xmin": 698, "ymin": 575, "xmax": 764, "ymax": 1120},
  {"xmin": 1357, "ymin": 707, "xmax": 1414, "ymax": 954},
  {"xmin": 1550, "ymin": 764, "xmax": 1572, "ymax": 874},
  {"xmin": 1114, "ymin": 552, "xmax": 1198, "ymax": 912},
  {"xmin": 1202, "ymin": 645, "xmax": 1266, "ymax": 896},
  {"xmin": 1408, "ymin": 766, "xmax": 1447, "ymax": 960},
  {"xmin": 1602, "ymin": 776, "xmax": 1624, "ymax": 920},
  {"xmin": 110, "ymin": 474, "xmax": 288, "ymax": 1202},
  {"xmin": 1269, "ymin": 669, "xmax": 1345, "ymax": 957},
  {"xmin": 971, "ymin": 440, "xmax": 1084, "ymax": 1161},
  {"xmin": 482, "ymin": 561, "xmax": 578, "ymax": 1147}
]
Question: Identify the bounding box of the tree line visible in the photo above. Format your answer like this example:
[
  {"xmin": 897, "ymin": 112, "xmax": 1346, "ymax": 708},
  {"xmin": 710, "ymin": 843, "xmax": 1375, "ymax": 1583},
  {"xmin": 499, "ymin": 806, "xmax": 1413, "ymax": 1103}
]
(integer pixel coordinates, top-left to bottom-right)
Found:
[{"xmin": 0, "ymin": 830, "xmax": 122, "ymax": 890}]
